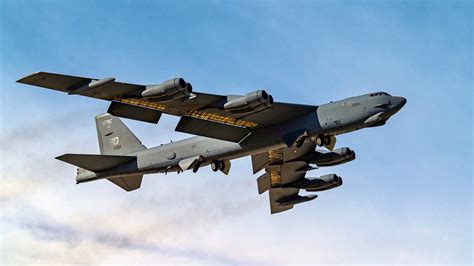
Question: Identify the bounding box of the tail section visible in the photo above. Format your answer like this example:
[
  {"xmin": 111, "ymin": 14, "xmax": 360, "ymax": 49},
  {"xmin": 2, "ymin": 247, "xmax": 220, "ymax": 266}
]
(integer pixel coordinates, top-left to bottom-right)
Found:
[
  {"xmin": 57, "ymin": 113, "xmax": 146, "ymax": 192},
  {"xmin": 94, "ymin": 113, "xmax": 145, "ymax": 191},
  {"xmin": 95, "ymin": 113, "xmax": 146, "ymax": 155}
]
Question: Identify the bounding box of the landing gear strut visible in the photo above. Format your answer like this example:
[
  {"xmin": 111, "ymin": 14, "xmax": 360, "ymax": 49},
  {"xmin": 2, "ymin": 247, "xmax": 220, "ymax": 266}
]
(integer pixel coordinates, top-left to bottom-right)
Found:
[
  {"xmin": 192, "ymin": 164, "xmax": 200, "ymax": 173},
  {"xmin": 295, "ymin": 133, "xmax": 309, "ymax": 148},
  {"xmin": 192, "ymin": 156, "xmax": 205, "ymax": 173}
]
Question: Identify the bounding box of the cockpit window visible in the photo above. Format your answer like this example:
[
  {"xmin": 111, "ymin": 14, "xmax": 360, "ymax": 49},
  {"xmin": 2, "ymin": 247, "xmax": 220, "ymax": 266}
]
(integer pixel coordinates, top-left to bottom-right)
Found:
[{"xmin": 370, "ymin": 92, "xmax": 391, "ymax": 97}]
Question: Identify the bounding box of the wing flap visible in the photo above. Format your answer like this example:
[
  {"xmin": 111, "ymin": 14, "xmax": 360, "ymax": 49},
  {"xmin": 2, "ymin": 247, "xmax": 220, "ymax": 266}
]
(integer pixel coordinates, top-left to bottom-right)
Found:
[
  {"xmin": 257, "ymin": 172, "xmax": 271, "ymax": 194},
  {"xmin": 256, "ymin": 141, "xmax": 320, "ymax": 214},
  {"xmin": 269, "ymin": 187, "xmax": 299, "ymax": 214},
  {"xmin": 108, "ymin": 101, "xmax": 162, "ymax": 124},
  {"xmin": 251, "ymin": 152, "xmax": 269, "ymax": 174},
  {"xmin": 175, "ymin": 115, "xmax": 251, "ymax": 143}
]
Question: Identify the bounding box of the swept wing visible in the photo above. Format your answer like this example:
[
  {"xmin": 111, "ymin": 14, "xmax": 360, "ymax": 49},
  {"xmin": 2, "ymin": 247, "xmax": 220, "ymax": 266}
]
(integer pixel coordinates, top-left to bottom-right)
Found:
[{"xmin": 18, "ymin": 72, "xmax": 317, "ymax": 142}]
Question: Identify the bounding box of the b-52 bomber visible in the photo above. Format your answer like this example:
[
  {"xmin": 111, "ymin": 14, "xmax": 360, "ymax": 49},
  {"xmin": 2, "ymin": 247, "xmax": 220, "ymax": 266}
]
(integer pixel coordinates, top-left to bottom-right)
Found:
[{"xmin": 17, "ymin": 72, "xmax": 406, "ymax": 214}]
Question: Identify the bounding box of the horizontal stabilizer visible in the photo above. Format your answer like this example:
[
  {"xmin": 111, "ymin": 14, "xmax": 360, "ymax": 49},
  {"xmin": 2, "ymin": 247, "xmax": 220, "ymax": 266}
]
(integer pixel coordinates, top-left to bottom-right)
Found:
[
  {"xmin": 56, "ymin": 154, "xmax": 136, "ymax": 172},
  {"xmin": 108, "ymin": 174, "xmax": 143, "ymax": 191},
  {"xmin": 175, "ymin": 115, "xmax": 251, "ymax": 143},
  {"xmin": 108, "ymin": 101, "xmax": 162, "ymax": 124}
]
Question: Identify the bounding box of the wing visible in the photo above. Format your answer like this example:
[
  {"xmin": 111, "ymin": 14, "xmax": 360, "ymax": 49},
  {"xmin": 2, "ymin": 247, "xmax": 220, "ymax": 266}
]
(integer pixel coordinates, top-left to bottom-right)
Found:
[
  {"xmin": 17, "ymin": 72, "xmax": 144, "ymax": 100},
  {"xmin": 253, "ymin": 141, "xmax": 320, "ymax": 214},
  {"xmin": 116, "ymin": 92, "xmax": 316, "ymax": 129},
  {"xmin": 18, "ymin": 72, "xmax": 317, "ymax": 142}
]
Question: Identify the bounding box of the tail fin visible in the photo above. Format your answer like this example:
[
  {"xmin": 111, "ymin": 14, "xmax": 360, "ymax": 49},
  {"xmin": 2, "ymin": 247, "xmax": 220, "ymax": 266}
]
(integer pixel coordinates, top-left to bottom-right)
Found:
[{"xmin": 95, "ymin": 113, "xmax": 146, "ymax": 155}]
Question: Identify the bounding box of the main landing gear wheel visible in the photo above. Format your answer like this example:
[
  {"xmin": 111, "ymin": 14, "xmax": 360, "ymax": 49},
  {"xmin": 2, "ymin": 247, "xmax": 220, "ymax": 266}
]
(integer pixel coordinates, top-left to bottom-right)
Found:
[
  {"xmin": 316, "ymin": 135, "xmax": 332, "ymax": 146},
  {"xmin": 211, "ymin": 160, "xmax": 225, "ymax": 172},
  {"xmin": 322, "ymin": 135, "xmax": 331, "ymax": 145},
  {"xmin": 315, "ymin": 136, "xmax": 323, "ymax": 146}
]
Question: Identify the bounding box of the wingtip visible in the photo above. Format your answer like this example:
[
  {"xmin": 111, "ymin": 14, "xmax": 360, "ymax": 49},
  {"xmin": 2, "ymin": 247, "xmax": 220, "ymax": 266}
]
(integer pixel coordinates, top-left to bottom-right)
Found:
[
  {"xmin": 55, "ymin": 155, "xmax": 64, "ymax": 160},
  {"xmin": 16, "ymin": 71, "xmax": 44, "ymax": 83}
]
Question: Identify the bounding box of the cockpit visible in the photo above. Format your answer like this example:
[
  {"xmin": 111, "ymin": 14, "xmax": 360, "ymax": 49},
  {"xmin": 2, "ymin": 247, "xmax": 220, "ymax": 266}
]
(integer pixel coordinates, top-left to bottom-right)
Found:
[{"xmin": 370, "ymin": 92, "xmax": 390, "ymax": 97}]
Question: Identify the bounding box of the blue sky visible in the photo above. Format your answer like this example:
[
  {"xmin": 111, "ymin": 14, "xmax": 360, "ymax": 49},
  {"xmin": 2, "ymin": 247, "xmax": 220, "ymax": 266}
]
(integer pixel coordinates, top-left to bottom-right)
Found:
[{"xmin": 1, "ymin": 1, "xmax": 472, "ymax": 264}]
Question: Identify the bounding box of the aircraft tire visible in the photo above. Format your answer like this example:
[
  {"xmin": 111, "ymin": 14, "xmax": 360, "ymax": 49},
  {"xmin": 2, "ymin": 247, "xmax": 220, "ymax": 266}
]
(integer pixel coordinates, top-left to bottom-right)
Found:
[
  {"xmin": 211, "ymin": 160, "xmax": 220, "ymax": 172},
  {"xmin": 323, "ymin": 136, "xmax": 331, "ymax": 145},
  {"xmin": 316, "ymin": 136, "xmax": 323, "ymax": 146}
]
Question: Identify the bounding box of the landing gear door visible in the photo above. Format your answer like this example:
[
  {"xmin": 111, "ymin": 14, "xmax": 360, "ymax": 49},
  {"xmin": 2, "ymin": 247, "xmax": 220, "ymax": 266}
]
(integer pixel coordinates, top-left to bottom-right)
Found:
[{"xmin": 324, "ymin": 135, "xmax": 337, "ymax": 151}]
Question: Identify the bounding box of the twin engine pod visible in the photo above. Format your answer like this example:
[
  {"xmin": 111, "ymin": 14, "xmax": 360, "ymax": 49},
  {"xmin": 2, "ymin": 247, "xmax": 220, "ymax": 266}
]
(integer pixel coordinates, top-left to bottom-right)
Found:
[
  {"xmin": 309, "ymin": 147, "xmax": 356, "ymax": 167},
  {"xmin": 223, "ymin": 90, "xmax": 274, "ymax": 114},
  {"xmin": 303, "ymin": 174, "xmax": 343, "ymax": 192},
  {"xmin": 142, "ymin": 77, "xmax": 192, "ymax": 102},
  {"xmin": 142, "ymin": 79, "xmax": 273, "ymax": 115},
  {"xmin": 283, "ymin": 174, "xmax": 343, "ymax": 192}
]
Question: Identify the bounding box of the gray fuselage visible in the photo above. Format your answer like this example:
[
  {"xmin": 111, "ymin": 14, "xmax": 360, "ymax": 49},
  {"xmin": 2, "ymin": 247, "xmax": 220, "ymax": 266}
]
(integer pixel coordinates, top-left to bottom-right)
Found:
[{"xmin": 77, "ymin": 92, "xmax": 406, "ymax": 183}]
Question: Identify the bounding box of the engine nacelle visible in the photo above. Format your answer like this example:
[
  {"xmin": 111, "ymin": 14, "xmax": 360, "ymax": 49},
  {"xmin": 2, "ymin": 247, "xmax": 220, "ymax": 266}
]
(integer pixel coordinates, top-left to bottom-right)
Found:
[
  {"xmin": 309, "ymin": 147, "xmax": 355, "ymax": 167},
  {"xmin": 303, "ymin": 174, "xmax": 343, "ymax": 192},
  {"xmin": 283, "ymin": 174, "xmax": 343, "ymax": 192},
  {"xmin": 223, "ymin": 90, "xmax": 273, "ymax": 113},
  {"xmin": 142, "ymin": 78, "xmax": 191, "ymax": 101}
]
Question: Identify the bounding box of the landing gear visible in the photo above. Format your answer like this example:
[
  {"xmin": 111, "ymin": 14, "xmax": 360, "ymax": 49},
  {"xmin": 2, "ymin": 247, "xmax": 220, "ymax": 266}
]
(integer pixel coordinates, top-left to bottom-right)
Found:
[
  {"xmin": 192, "ymin": 156, "xmax": 204, "ymax": 173},
  {"xmin": 211, "ymin": 160, "xmax": 225, "ymax": 172},
  {"xmin": 323, "ymin": 135, "xmax": 331, "ymax": 145},
  {"xmin": 315, "ymin": 136, "xmax": 323, "ymax": 146},
  {"xmin": 294, "ymin": 133, "xmax": 309, "ymax": 148},
  {"xmin": 316, "ymin": 135, "xmax": 331, "ymax": 146}
]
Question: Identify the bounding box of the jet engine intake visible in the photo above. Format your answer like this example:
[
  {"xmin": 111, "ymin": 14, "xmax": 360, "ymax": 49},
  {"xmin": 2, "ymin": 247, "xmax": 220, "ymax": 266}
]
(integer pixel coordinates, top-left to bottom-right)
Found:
[
  {"xmin": 309, "ymin": 147, "xmax": 355, "ymax": 167},
  {"xmin": 142, "ymin": 78, "xmax": 191, "ymax": 101},
  {"xmin": 224, "ymin": 90, "xmax": 273, "ymax": 113}
]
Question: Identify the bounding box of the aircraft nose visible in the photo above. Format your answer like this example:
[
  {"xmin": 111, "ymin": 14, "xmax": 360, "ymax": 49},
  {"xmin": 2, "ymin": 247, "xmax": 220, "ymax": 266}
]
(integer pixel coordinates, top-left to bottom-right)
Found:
[{"xmin": 391, "ymin": 96, "xmax": 407, "ymax": 109}]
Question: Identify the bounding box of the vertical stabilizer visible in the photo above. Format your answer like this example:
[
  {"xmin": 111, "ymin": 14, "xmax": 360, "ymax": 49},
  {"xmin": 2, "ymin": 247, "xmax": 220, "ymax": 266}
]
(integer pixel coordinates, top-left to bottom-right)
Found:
[{"xmin": 95, "ymin": 113, "xmax": 146, "ymax": 155}]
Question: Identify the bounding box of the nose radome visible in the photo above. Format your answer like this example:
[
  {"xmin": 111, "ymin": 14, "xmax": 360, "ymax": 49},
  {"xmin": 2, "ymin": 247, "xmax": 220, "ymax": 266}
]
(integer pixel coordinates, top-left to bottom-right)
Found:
[
  {"xmin": 393, "ymin": 96, "xmax": 407, "ymax": 109},
  {"xmin": 399, "ymin": 97, "xmax": 407, "ymax": 108}
]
